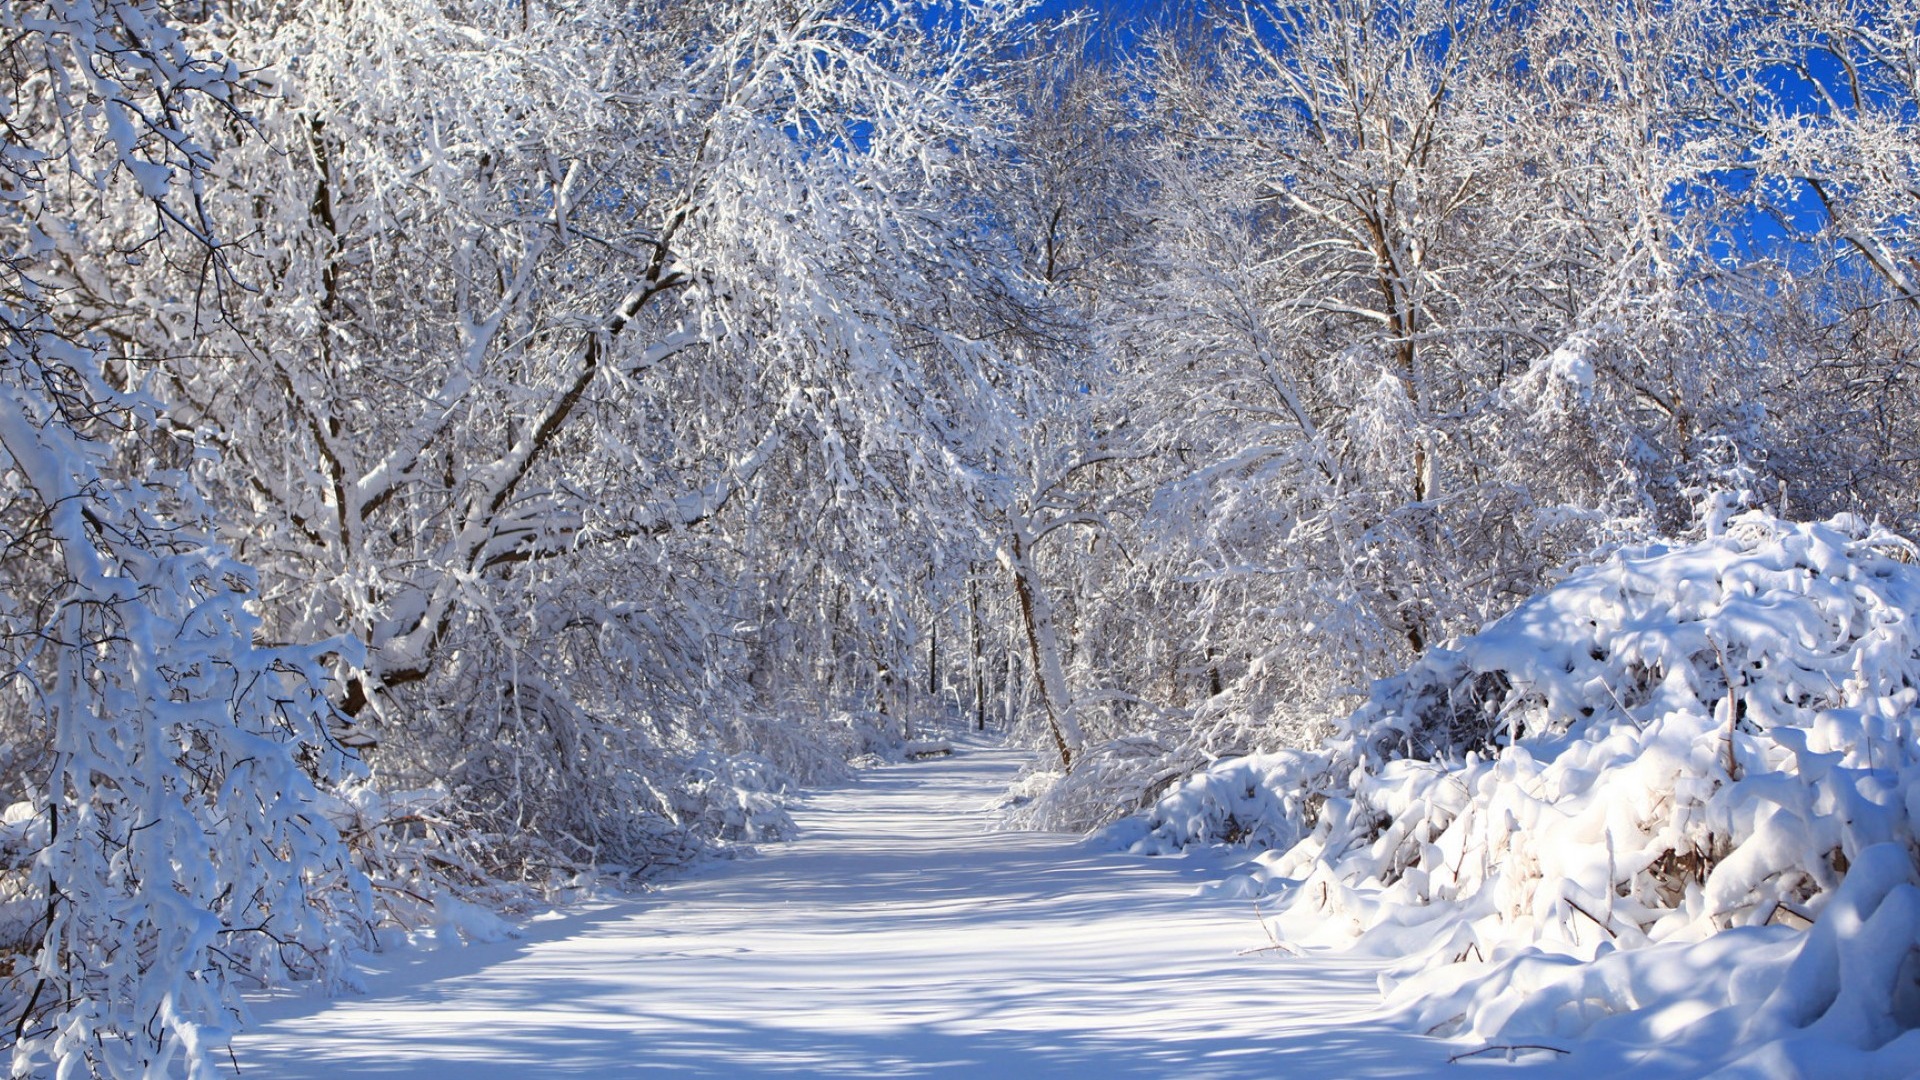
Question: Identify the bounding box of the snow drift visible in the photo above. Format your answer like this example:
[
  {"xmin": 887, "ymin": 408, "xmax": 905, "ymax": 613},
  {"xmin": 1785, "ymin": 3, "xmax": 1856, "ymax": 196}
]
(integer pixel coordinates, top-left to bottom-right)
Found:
[{"xmin": 1111, "ymin": 512, "xmax": 1920, "ymax": 1074}]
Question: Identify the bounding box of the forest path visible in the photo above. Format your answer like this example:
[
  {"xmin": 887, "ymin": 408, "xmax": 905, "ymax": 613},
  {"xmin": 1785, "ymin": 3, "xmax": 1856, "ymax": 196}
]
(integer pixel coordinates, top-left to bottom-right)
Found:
[{"xmin": 234, "ymin": 735, "xmax": 1458, "ymax": 1078}]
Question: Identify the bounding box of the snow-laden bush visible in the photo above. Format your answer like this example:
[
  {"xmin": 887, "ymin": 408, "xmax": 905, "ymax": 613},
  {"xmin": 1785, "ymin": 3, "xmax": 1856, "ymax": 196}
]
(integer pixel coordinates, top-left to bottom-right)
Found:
[
  {"xmin": 1099, "ymin": 749, "xmax": 1321, "ymax": 854},
  {"xmin": 999, "ymin": 734, "xmax": 1209, "ymax": 833},
  {"xmin": 676, "ymin": 751, "xmax": 795, "ymax": 843},
  {"xmin": 325, "ymin": 786, "xmax": 522, "ymax": 948},
  {"xmin": 1118, "ymin": 512, "xmax": 1920, "ymax": 1072},
  {"xmin": 706, "ymin": 709, "xmax": 905, "ymax": 789}
]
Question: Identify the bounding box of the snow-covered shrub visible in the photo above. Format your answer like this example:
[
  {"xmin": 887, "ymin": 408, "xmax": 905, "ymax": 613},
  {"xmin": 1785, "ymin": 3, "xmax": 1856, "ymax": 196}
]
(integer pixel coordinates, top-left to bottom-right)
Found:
[
  {"xmin": 1120, "ymin": 512, "xmax": 1920, "ymax": 1071},
  {"xmin": 1390, "ymin": 841, "xmax": 1920, "ymax": 1076},
  {"xmin": 706, "ymin": 709, "xmax": 904, "ymax": 788},
  {"xmin": 325, "ymin": 786, "xmax": 521, "ymax": 947},
  {"xmin": 1099, "ymin": 749, "xmax": 1321, "ymax": 853},
  {"xmin": 676, "ymin": 751, "xmax": 795, "ymax": 844},
  {"xmin": 1000, "ymin": 734, "xmax": 1208, "ymax": 832}
]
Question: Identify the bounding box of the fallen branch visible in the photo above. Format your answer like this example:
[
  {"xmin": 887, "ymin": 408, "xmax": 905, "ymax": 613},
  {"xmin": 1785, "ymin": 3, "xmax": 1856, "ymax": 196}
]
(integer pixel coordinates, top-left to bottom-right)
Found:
[
  {"xmin": 1240, "ymin": 900, "xmax": 1297, "ymax": 956},
  {"xmin": 1448, "ymin": 1043, "xmax": 1571, "ymax": 1063}
]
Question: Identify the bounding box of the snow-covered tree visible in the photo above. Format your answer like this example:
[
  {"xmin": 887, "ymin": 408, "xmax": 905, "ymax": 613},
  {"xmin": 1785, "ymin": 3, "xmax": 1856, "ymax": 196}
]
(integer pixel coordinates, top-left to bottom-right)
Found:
[
  {"xmin": 0, "ymin": 2, "xmax": 366, "ymax": 1075},
  {"xmin": 995, "ymin": 0, "xmax": 1852, "ymax": 824},
  {"xmin": 41, "ymin": 0, "xmax": 1047, "ymax": 870}
]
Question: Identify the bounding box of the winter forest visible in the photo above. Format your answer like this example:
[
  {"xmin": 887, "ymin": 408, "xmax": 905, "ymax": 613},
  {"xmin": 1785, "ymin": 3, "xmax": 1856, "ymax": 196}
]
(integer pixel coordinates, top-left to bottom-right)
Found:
[{"xmin": 6, "ymin": 0, "xmax": 1920, "ymax": 1075}]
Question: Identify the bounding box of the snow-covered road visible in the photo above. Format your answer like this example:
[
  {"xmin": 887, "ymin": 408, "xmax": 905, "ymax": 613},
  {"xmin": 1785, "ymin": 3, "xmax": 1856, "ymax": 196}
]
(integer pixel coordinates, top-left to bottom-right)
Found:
[{"xmin": 234, "ymin": 738, "xmax": 1459, "ymax": 1077}]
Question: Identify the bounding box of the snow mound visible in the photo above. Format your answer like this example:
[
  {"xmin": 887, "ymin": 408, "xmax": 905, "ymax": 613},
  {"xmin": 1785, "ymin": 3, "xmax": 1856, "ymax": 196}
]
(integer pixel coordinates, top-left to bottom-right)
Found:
[{"xmin": 1118, "ymin": 512, "xmax": 1920, "ymax": 1073}]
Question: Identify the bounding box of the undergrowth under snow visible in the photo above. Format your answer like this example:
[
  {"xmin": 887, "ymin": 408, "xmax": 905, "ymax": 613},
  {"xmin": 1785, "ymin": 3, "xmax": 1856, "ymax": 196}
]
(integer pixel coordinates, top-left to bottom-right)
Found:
[{"xmin": 1107, "ymin": 512, "xmax": 1920, "ymax": 1076}]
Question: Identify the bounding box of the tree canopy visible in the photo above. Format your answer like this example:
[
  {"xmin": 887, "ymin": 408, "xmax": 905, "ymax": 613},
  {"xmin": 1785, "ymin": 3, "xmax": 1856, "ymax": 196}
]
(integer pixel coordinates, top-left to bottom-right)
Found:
[{"xmin": 3, "ymin": 0, "xmax": 1918, "ymax": 1074}]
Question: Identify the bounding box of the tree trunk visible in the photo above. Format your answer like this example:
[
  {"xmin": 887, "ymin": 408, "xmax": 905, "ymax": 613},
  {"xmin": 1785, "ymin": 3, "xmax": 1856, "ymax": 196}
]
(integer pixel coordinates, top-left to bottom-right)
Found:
[
  {"xmin": 969, "ymin": 571, "xmax": 987, "ymax": 732},
  {"xmin": 999, "ymin": 517, "xmax": 1082, "ymax": 769}
]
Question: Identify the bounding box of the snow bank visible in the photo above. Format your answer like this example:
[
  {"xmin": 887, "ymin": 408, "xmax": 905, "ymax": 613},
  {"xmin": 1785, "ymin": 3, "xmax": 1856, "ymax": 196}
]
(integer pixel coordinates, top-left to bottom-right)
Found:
[{"xmin": 1117, "ymin": 512, "xmax": 1920, "ymax": 1073}]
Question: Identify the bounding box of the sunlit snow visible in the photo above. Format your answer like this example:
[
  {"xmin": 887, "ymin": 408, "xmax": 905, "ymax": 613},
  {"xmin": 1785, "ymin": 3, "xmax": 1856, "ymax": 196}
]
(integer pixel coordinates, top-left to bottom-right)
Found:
[{"xmin": 235, "ymin": 741, "xmax": 1456, "ymax": 1078}]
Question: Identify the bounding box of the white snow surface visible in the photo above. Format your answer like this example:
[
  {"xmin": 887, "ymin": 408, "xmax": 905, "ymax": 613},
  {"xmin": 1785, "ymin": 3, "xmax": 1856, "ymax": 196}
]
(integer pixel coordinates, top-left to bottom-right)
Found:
[{"xmin": 231, "ymin": 737, "xmax": 1459, "ymax": 1077}]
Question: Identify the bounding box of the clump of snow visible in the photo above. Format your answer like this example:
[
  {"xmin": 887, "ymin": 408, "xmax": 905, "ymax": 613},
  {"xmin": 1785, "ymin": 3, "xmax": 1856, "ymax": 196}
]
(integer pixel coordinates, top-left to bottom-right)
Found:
[
  {"xmin": 1535, "ymin": 324, "xmax": 1606, "ymax": 396},
  {"xmin": 1117, "ymin": 512, "xmax": 1920, "ymax": 1073}
]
